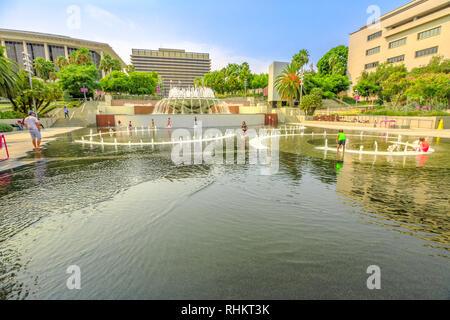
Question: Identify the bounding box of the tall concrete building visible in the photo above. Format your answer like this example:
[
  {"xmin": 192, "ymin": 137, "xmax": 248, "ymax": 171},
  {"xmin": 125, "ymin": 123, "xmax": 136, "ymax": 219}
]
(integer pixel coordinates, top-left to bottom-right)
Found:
[
  {"xmin": 348, "ymin": 0, "xmax": 450, "ymax": 87},
  {"xmin": 0, "ymin": 28, "xmax": 125, "ymax": 74},
  {"xmin": 130, "ymin": 48, "xmax": 211, "ymax": 96},
  {"xmin": 268, "ymin": 61, "xmax": 289, "ymax": 108}
]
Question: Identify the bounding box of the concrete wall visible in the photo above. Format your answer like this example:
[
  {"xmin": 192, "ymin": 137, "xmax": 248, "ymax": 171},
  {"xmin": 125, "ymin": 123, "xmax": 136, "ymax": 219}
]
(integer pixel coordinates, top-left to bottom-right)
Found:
[
  {"xmin": 114, "ymin": 114, "xmax": 265, "ymax": 129},
  {"xmin": 268, "ymin": 61, "xmax": 289, "ymax": 104},
  {"xmin": 275, "ymin": 108, "xmax": 306, "ymax": 124},
  {"xmin": 0, "ymin": 118, "xmax": 57, "ymax": 128}
]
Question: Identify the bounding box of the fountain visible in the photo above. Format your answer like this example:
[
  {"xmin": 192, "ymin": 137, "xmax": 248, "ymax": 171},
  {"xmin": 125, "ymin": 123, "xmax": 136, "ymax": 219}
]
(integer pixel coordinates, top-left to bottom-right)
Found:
[{"xmin": 154, "ymin": 87, "xmax": 230, "ymax": 114}]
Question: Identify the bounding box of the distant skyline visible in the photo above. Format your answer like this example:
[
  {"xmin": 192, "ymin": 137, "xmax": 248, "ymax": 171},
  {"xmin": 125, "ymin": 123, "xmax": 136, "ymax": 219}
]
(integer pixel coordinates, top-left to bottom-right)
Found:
[{"xmin": 0, "ymin": 0, "xmax": 411, "ymax": 73}]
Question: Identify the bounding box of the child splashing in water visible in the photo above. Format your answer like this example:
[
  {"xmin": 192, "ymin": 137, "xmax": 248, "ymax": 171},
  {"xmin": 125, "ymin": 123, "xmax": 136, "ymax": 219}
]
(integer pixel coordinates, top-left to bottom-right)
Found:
[
  {"xmin": 241, "ymin": 121, "xmax": 248, "ymax": 134},
  {"xmin": 336, "ymin": 130, "xmax": 346, "ymax": 155}
]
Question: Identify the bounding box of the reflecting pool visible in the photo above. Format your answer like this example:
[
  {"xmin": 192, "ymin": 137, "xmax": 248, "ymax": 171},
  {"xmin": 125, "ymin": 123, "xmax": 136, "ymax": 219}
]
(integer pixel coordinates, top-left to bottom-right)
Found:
[{"xmin": 0, "ymin": 127, "xmax": 448, "ymax": 299}]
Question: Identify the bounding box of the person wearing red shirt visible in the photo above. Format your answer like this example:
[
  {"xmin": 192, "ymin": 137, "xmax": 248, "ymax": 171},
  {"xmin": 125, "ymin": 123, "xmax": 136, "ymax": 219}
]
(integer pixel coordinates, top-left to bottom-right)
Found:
[{"xmin": 419, "ymin": 137, "xmax": 430, "ymax": 153}]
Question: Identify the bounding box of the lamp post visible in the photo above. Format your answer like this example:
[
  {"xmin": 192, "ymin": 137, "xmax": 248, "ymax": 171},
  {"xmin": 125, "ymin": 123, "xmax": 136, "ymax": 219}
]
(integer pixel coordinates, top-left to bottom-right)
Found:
[
  {"xmin": 355, "ymin": 90, "xmax": 359, "ymax": 108},
  {"xmin": 244, "ymin": 78, "xmax": 247, "ymax": 97},
  {"xmin": 299, "ymin": 68, "xmax": 305, "ymax": 106},
  {"xmin": 22, "ymin": 52, "xmax": 38, "ymax": 119}
]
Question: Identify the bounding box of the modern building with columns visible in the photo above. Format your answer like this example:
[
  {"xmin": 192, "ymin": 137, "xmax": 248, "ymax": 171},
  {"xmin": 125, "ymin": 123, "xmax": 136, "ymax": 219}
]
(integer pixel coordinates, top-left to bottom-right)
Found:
[{"xmin": 0, "ymin": 28, "xmax": 125, "ymax": 74}]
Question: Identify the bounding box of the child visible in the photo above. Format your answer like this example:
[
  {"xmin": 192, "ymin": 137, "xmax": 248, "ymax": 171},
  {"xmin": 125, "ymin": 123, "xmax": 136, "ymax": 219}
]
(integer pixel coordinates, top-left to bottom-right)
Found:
[
  {"xmin": 241, "ymin": 121, "xmax": 248, "ymax": 134},
  {"xmin": 152, "ymin": 119, "xmax": 155, "ymax": 128},
  {"xmin": 128, "ymin": 121, "xmax": 132, "ymax": 129},
  {"xmin": 167, "ymin": 118, "xmax": 172, "ymax": 128},
  {"xmin": 419, "ymin": 137, "xmax": 430, "ymax": 153},
  {"xmin": 336, "ymin": 130, "xmax": 346, "ymax": 154}
]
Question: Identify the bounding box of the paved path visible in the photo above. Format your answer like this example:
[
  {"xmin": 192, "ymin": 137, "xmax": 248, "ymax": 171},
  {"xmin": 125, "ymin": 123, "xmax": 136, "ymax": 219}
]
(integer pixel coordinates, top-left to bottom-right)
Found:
[
  {"xmin": 0, "ymin": 127, "xmax": 82, "ymax": 171},
  {"xmin": 298, "ymin": 121, "xmax": 450, "ymax": 138}
]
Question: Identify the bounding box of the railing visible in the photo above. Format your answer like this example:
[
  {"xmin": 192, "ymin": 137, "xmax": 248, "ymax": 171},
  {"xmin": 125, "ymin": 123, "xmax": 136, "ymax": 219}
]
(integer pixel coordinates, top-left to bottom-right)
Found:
[{"xmin": 0, "ymin": 134, "xmax": 10, "ymax": 162}]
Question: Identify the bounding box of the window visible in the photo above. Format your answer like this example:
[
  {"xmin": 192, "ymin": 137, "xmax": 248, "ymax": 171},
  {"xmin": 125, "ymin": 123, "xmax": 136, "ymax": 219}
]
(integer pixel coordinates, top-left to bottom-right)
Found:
[
  {"xmin": 368, "ymin": 31, "xmax": 382, "ymax": 41},
  {"xmin": 365, "ymin": 62, "xmax": 379, "ymax": 69},
  {"xmin": 389, "ymin": 38, "xmax": 407, "ymax": 49},
  {"xmin": 48, "ymin": 45, "xmax": 65, "ymax": 61},
  {"xmin": 418, "ymin": 26, "xmax": 441, "ymax": 40},
  {"xmin": 366, "ymin": 46, "xmax": 380, "ymax": 56},
  {"xmin": 387, "ymin": 55, "xmax": 405, "ymax": 64},
  {"xmin": 4, "ymin": 41, "xmax": 24, "ymax": 69},
  {"xmin": 415, "ymin": 46, "xmax": 438, "ymax": 58},
  {"xmin": 26, "ymin": 43, "xmax": 45, "ymax": 60}
]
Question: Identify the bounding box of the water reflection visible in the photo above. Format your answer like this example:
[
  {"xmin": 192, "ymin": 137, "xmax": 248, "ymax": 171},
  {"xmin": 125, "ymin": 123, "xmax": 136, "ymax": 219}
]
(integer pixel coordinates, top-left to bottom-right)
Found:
[{"xmin": 0, "ymin": 128, "xmax": 448, "ymax": 299}]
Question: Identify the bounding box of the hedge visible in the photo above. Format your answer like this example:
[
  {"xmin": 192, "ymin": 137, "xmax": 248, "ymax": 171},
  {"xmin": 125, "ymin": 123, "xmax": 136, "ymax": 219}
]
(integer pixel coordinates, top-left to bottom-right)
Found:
[{"xmin": 0, "ymin": 123, "xmax": 13, "ymax": 132}]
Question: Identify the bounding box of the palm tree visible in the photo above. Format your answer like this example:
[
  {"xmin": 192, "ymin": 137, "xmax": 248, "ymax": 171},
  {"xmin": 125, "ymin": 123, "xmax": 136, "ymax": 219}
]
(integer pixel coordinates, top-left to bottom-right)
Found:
[
  {"xmin": 99, "ymin": 53, "xmax": 113, "ymax": 76},
  {"xmin": 274, "ymin": 62, "xmax": 302, "ymax": 108},
  {"xmin": 69, "ymin": 47, "xmax": 92, "ymax": 65},
  {"xmin": 0, "ymin": 46, "xmax": 19, "ymax": 101},
  {"xmin": 55, "ymin": 56, "xmax": 69, "ymax": 70},
  {"xmin": 292, "ymin": 49, "xmax": 310, "ymax": 71}
]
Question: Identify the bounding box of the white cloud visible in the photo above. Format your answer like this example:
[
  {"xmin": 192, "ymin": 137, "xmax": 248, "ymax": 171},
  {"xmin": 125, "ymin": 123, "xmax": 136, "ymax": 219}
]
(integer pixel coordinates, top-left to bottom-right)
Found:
[{"xmin": 84, "ymin": 4, "xmax": 134, "ymax": 30}]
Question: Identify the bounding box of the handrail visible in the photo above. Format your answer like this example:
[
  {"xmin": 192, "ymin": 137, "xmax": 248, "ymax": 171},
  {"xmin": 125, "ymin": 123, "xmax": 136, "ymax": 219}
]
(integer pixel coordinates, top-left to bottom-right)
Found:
[{"xmin": 0, "ymin": 134, "xmax": 10, "ymax": 162}]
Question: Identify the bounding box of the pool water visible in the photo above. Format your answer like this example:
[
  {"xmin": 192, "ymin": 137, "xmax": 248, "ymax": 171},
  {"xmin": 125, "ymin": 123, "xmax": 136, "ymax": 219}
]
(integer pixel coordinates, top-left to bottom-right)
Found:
[{"xmin": 0, "ymin": 127, "xmax": 448, "ymax": 299}]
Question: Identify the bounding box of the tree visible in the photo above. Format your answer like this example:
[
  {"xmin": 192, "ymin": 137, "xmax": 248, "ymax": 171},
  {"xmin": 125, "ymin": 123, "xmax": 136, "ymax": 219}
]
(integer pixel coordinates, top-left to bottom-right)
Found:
[
  {"xmin": 292, "ymin": 49, "xmax": 310, "ymax": 71},
  {"xmin": 126, "ymin": 65, "xmax": 136, "ymax": 74},
  {"xmin": 99, "ymin": 53, "xmax": 122, "ymax": 76},
  {"xmin": 33, "ymin": 57, "xmax": 56, "ymax": 82},
  {"xmin": 274, "ymin": 62, "xmax": 302, "ymax": 107},
  {"xmin": 55, "ymin": 56, "xmax": 69, "ymax": 70},
  {"xmin": 406, "ymin": 73, "xmax": 450, "ymax": 108},
  {"xmin": 100, "ymin": 70, "xmax": 130, "ymax": 93},
  {"xmin": 0, "ymin": 46, "xmax": 19, "ymax": 100},
  {"xmin": 58, "ymin": 64, "xmax": 100, "ymax": 98},
  {"xmin": 250, "ymin": 73, "xmax": 268, "ymax": 89},
  {"xmin": 410, "ymin": 56, "xmax": 450, "ymax": 76},
  {"xmin": 317, "ymin": 45, "xmax": 348, "ymax": 76},
  {"xmin": 128, "ymin": 72, "xmax": 157, "ymax": 95},
  {"xmin": 68, "ymin": 47, "xmax": 92, "ymax": 66},
  {"xmin": 7, "ymin": 70, "xmax": 60, "ymax": 113},
  {"xmin": 300, "ymin": 88, "xmax": 322, "ymax": 115},
  {"xmin": 353, "ymin": 79, "xmax": 380, "ymax": 98}
]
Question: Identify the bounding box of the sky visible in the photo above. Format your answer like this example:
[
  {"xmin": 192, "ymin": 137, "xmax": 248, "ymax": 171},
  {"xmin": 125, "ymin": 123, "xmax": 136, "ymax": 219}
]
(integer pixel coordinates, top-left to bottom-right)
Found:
[{"xmin": 0, "ymin": 0, "xmax": 411, "ymax": 73}]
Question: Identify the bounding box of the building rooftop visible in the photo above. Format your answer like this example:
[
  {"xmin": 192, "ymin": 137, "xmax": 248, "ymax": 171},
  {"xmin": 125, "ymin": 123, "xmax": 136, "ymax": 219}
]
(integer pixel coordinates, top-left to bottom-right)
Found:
[{"xmin": 350, "ymin": 0, "xmax": 445, "ymax": 34}]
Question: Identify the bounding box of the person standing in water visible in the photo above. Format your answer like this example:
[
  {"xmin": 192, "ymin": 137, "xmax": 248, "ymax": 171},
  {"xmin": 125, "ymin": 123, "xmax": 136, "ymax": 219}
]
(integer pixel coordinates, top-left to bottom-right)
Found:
[
  {"xmin": 167, "ymin": 117, "xmax": 172, "ymax": 128},
  {"xmin": 336, "ymin": 130, "xmax": 346, "ymax": 155},
  {"xmin": 23, "ymin": 110, "xmax": 42, "ymax": 151},
  {"xmin": 241, "ymin": 121, "xmax": 248, "ymax": 134},
  {"xmin": 194, "ymin": 116, "xmax": 198, "ymax": 128},
  {"xmin": 418, "ymin": 137, "xmax": 430, "ymax": 153},
  {"xmin": 152, "ymin": 119, "xmax": 155, "ymax": 128}
]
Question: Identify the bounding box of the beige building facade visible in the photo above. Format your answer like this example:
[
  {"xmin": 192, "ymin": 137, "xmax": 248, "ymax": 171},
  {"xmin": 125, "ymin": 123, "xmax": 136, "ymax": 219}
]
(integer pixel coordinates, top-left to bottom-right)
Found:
[
  {"xmin": 348, "ymin": 0, "xmax": 450, "ymax": 89},
  {"xmin": 131, "ymin": 48, "xmax": 211, "ymax": 96},
  {"xmin": 0, "ymin": 28, "xmax": 125, "ymax": 74}
]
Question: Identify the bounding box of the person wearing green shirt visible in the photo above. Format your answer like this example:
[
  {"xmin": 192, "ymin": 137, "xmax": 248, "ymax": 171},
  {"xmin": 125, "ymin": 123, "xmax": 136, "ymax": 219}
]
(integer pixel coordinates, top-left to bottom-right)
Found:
[{"xmin": 336, "ymin": 130, "xmax": 346, "ymax": 155}]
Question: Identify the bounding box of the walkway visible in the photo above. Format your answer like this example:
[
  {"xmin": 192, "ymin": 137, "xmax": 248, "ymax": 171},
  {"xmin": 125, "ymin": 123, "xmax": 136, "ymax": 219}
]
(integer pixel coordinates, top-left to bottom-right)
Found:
[
  {"xmin": 0, "ymin": 127, "xmax": 82, "ymax": 171},
  {"xmin": 299, "ymin": 121, "xmax": 450, "ymax": 138}
]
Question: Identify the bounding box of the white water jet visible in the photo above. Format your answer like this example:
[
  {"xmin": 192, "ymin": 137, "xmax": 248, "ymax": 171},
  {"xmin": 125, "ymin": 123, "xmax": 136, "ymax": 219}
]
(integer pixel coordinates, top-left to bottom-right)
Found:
[{"xmin": 374, "ymin": 141, "xmax": 378, "ymax": 153}]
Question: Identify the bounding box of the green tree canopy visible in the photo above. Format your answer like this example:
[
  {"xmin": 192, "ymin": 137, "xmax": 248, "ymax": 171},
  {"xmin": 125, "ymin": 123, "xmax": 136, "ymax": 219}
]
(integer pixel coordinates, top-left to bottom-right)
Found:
[
  {"xmin": 58, "ymin": 64, "xmax": 100, "ymax": 98},
  {"xmin": 317, "ymin": 45, "xmax": 348, "ymax": 76},
  {"xmin": 0, "ymin": 46, "xmax": 19, "ymax": 100},
  {"xmin": 33, "ymin": 57, "xmax": 56, "ymax": 82},
  {"xmin": 292, "ymin": 49, "xmax": 310, "ymax": 71}
]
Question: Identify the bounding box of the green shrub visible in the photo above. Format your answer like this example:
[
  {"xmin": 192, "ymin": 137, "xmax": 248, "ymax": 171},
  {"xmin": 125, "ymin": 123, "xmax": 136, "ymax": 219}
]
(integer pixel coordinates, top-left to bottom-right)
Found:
[
  {"xmin": 0, "ymin": 110, "xmax": 26, "ymax": 119},
  {"xmin": 0, "ymin": 123, "xmax": 13, "ymax": 132}
]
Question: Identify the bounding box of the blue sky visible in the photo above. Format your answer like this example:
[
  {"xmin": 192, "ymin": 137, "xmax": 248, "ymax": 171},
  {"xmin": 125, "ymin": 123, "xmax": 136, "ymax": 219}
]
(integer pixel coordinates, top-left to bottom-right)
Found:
[{"xmin": 0, "ymin": 0, "xmax": 410, "ymax": 73}]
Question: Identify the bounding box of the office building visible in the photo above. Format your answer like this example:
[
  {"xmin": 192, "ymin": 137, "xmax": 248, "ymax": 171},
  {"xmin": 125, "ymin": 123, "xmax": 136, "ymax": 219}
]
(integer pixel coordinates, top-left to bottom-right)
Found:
[
  {"xmin": 348, "ymin": 0, "xmax": 450, "ymax": 87},
  {"xmin": 131, "ymin": 48, "xmax": 211, "ymax": 96}
]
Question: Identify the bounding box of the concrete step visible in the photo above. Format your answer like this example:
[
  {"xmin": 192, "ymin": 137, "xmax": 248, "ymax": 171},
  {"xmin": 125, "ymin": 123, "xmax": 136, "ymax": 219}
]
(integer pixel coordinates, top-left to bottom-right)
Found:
[{"xmin": 52, "ymin": 118, "xmax": 85, "ymax": 128}]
